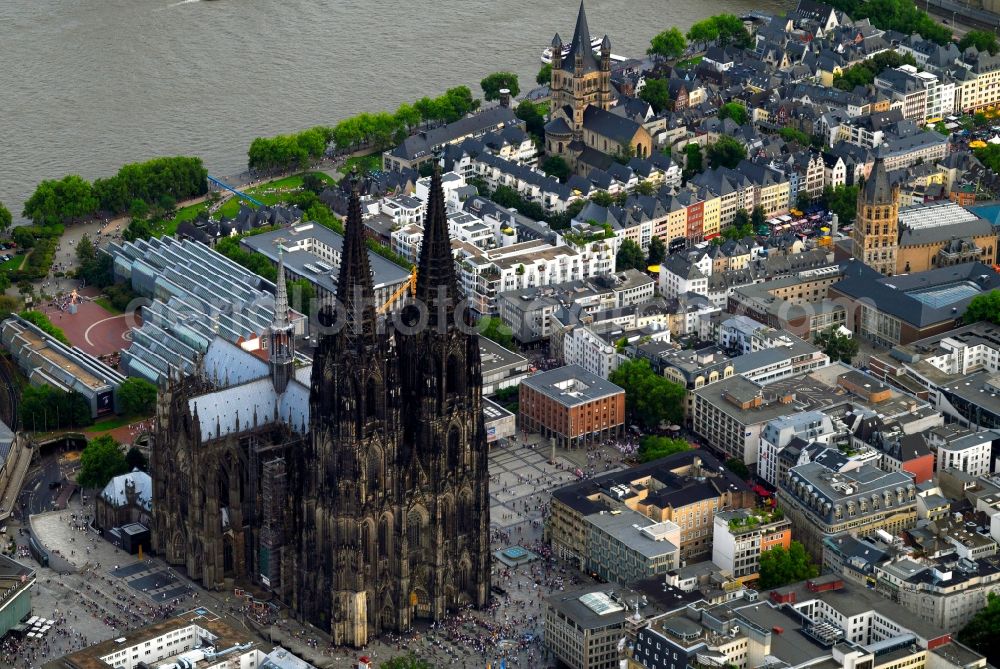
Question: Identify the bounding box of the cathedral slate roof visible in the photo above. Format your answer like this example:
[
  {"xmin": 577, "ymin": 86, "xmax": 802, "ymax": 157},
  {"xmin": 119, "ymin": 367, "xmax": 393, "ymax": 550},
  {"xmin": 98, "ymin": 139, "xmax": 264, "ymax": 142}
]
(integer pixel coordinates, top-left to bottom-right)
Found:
[
  {"xmin": 189, "ymin": 376, "xmax": 310, "ymax": 442},
  {"xmin": 202, "ymin": 337, "xmax": 269, "ymax": 387}
]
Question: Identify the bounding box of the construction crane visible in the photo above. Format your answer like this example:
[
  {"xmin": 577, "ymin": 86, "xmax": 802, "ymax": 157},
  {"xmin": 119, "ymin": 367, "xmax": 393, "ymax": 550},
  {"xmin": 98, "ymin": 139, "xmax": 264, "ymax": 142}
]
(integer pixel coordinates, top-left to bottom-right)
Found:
[{"xmin": 378, "ymin": 268, "xmax": 417, "ymax": 314}]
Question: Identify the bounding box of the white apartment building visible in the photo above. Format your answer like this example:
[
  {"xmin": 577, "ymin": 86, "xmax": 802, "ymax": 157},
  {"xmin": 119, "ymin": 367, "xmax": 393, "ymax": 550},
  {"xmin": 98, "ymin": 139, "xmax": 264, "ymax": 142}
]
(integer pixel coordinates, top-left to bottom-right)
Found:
[
  {"xmin": 459, "ymin": 238, "xmax": 617, "ymax": 316},
  {"xmin": 927, "ymin": 425, "xmax": 996, "ymax": 477},
  {"xmin": 758, "ymin": 411, "xmax": 837, "ymax": 486}
]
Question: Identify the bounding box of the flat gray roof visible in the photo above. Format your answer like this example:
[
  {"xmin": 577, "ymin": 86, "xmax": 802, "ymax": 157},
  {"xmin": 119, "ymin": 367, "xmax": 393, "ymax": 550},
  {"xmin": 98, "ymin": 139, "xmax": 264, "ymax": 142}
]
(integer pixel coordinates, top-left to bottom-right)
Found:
[
  {"xmin": 521, "ymin": 364, "xmax": 624, "ymax": 407},
  {"xmin": 241, "ymin": 223, "xmax": 411, "ymax": 291}
]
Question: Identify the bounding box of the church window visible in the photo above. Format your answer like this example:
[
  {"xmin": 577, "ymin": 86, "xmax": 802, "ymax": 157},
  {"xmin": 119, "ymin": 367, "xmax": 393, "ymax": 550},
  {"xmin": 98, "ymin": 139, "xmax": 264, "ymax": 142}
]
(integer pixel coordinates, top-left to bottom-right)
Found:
[
  {"xmin": 446, "ymin": 354, "xmax": 464, "ymax": 395},
  {"xmin": 448, "ymin": 425, "xmax": 461, "ymax": 471},
  {"xmin": 366, "ymin": 377, "xmax": 378, "ymax": 419},
  {"xmin": 378, "ymin": 516, "xmax": 391, "ymax": 559}
]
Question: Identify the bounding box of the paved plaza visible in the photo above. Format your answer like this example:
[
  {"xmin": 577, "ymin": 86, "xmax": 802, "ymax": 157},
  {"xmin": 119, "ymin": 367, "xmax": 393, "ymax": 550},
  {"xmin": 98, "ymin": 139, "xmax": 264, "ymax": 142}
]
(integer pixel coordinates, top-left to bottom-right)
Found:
[{"xmin": 7, "ymin": 435, "xmax": 631, "ymax": 668}]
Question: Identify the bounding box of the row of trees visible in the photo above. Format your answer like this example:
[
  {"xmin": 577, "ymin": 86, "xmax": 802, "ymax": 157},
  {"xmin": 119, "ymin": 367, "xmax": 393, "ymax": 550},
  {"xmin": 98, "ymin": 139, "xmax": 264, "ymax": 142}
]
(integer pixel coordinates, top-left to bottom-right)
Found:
[
  {"xmin": 20, "ymin": 385, "xmax": 92, "ymax": 432},
  {"xmin": 687, "ymin": 14, "xmax": 753, "ymax": 49},
  {"xmin": 608, "ymin": 358, "xmax": 685, "ymax": 430},
  {"xmin": 833, "ymin": 51, "xmax": 916, "ymax": 91},
  {"xmin": 638, "ymin": 435, "xmax": 691, "ymax": 462},
  {"xmin": 248, "ymin": 127, "xmax": 333, "ymax": 173},
  {"xmin": 324, "ymin": 86, "xmax": 480, "ymax": 160},
  {"xmin": 825, "ymin": 0, "xmax": 950, "ymax": 44},
  {"xmin": 22, "ymin": 157, "xmax": 207, "ymax": 225},
  {"xmin": 18, "ymin": 310, "xmax": 70, "ymax": 345}
]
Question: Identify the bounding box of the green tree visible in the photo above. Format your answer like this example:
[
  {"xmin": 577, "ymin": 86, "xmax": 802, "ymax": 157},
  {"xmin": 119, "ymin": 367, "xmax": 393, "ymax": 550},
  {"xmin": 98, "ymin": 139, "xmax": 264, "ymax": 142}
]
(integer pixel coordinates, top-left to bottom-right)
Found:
[
  {"xmin": 515, "ymin": 100, "xmax": 546, "ymax": 139},
  {"xmin": 125, "ymin": 446, "xmax": 148, "ymax": 472},
  {"xmin": 814, "ymin": 327, "xmax": 859, "ymax": 363},
  {"xmin": 616, "ymin": 239, "xmax": 646, "ymax": 271},
  {"xmin": 19, "ymin": 385, "xmax": 92, "ymax": 432},
  {"xmin": 639, "ymin": 78, "xmax": 671, "ymax": 114},
  {"xmin": 479, "ymin": 317, "xmax": 516, "ymax": 350},
  {"xmin": 542, "ymin": 156, "xmax": 571, "ymax": 182},
  {"xmin": 119, "ymin": 377, "xmax": 158, "ymax": 415},
  {"xmin": 958, "ymin": 592, "xmax": 1000, "ymax": 665},
  {"xmin": 750, "ymin": 206, "xmax": 766, "ymax": 231},
  {"xmin": 381, "ymin": 655, "xmax": 434, "ymax": 669},
  {"xmin": 711, "ymin": 13, "xmax": 752, "ymax": 47},
  {"xmin": 796, "ymin": 192, "xmax": 812, "ymax": 211},
  {"xmin": 960, "ymin": 30, "xmax": 1000, "ymax": 55},
  {"xmin": 822, "ymin": 184, "xmax": 859, "ymax": 225},
  {"xmin": 707, "ymin": 136, "xmax": 746, "ymax": 169},
  {"xmin": 974, "ymin": 143, "xmax": 1000, "ymax": 174},
  {"xmin": 22, "ymin": 175, "xmax": 99, "ymax": 225},
  {"xmin": 964, "ymin": 290, "xmax": 1000, "ymax": 324},
  {"xmin": 537, "ymin": 63, "xmax": 552, "ymax": 85},
  {"xmin": 758, "ymin": 541, "xmax": 819, "ymax": 589},
  {"xmin": 687, "ymin": 19, "xmax": 720, "ymax": 45},
  {"xmin": 726, "ymin": 458, "xmax": 750, "ymax": 479},
  {"xmin": 779, "ymin": 127, "xmax": 811, "ymax": 146},
  {"xmin": 647, "ymin": 236, "xmax": 666, "ymax": 265},
  {"xmin": 301, "ymin": 173, "xmax": 327, "ymax": 195},
  {"xmin": 723, "ymin": 211, "xmax": 753, "ymax": 240},
  {"xmin": 129, "ymin": 199, "xmax": 150, "ymax": 221},
  {"xmin": 609, "ymin": 358, "xmax": 686, "ymax": 429},
  {"xmin": 638, "ymin": 435, "xmax": 691, "ymax": 462},
  {"xmin": 480, "ymin": 72, "xmax": 520, "ymax": 101},
  {"xmin": 77, "ymin": 435, "xmax": 128, "ymax": 490},
  {"xmin": 683, "ymin": 143, "xmax": 704, "ymax": 179},
  {"xmin": 0, "ymin": 296, "xmax": 19, "ymax": 321},
  {"xmin": 0, "ymin": 202, "xmax": 11, "ymax": 233},
  {"xmin": 647, "ymin": 27, "xmax": 686, "ymax": 60},
  {"xmin": 718, "ymin": 102, "xmax": 748, "ymax": 126},
  {"xmin": 394, "ymin": 103, "xmax": 422, "ymax": 132},
  {"xmin": 12, "ymin": 227, "xmax": 35, "ymax": 249}
]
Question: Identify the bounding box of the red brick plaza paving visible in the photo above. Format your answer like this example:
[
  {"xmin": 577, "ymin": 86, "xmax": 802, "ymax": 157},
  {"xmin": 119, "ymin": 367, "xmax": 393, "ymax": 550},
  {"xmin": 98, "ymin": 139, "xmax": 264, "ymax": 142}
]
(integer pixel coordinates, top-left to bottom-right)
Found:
[{"xmin": 39, "ymin": 300, "xmax": 141, "ymax": 357}]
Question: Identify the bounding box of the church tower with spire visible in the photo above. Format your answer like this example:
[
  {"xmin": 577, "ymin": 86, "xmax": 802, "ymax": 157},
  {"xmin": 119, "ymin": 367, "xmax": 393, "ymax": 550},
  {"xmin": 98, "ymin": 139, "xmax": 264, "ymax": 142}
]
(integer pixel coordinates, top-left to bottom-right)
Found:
[
  {"xmin": 548, "ymin": 1, "xmax": 614, "ymax": 137},
  {"xmin": 291, "ymin": 172, "xmax": 405, "ymax": 647},
  {"xmin": 852, "ymin": 157, "xmax": 900, "ymax": 275},
  {"xmin": 268, "ymin": 251, "xmax": 295, "ymax": 394},
  {"xmin": 395, "ymin": 163, "xmax": 491, "ymax": 618}
]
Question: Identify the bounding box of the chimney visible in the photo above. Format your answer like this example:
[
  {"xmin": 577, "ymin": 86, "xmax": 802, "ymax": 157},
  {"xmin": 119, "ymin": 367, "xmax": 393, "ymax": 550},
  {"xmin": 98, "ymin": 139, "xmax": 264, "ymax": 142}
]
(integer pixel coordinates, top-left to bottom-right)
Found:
[{"xmin": 499, "ymin": 88, "xmax": 511, "ymax": 109}]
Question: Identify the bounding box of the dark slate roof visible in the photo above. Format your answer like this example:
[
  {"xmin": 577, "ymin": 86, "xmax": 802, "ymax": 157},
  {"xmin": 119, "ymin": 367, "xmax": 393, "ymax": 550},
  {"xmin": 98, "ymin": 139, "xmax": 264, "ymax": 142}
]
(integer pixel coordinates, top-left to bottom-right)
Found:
[
  {"xmin": 562, "ymin": 1, "xmax": 601, "ymax": 74},
  {"xmin": 582, "ymin": 105, "xmax": 643, "ymax": 145},
  {"xmin": 389, "ymin": 107, "xmax": 520, "ymax": 161},
  {"xmin": 862, "ymin": 158, "xmax": 893, "ymax": 204},
  {"xmin": 832, "ymin": 261, "xmax": 1000, "ymax": 327}
]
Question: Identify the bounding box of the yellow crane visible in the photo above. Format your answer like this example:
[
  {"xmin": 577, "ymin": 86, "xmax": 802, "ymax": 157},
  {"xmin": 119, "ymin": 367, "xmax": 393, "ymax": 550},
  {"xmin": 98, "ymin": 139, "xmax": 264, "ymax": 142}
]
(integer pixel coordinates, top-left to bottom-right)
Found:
[{"xmin": 378, "ymin": 267, "xmax": 417, "ymax": 314}]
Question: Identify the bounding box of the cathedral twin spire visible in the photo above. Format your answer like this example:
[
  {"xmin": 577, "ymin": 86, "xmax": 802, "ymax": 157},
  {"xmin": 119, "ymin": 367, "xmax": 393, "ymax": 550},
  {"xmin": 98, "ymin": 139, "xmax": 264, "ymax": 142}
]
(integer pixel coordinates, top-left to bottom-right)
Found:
[
  {"xmin": 335, "ymin": 172, "xmax": 378, "ymax": 344},
  {"xmin": 335, "ymin": 163, "xmax": 459, "ymax": 335}
]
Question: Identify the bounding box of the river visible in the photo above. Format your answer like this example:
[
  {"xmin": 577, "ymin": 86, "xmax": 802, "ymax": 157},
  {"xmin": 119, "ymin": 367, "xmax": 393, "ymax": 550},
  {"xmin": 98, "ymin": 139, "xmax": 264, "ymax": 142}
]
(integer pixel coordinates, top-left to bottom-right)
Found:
[{"xmin": 0, "ymin": 0, "xmax": 793, "ymax": 220}]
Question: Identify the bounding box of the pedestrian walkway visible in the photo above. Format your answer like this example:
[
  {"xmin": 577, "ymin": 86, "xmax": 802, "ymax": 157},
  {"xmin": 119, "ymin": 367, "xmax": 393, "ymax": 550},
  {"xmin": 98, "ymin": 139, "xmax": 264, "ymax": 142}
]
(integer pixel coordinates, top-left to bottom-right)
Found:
[{"xmin": 0, "ymin": 437, "xmax": 32, "ymax": 521}]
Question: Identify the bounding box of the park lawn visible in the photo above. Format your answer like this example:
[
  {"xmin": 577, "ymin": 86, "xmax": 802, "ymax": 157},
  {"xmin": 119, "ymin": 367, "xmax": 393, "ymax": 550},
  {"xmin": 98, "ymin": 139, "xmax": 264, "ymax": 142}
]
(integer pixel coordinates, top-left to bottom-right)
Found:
[
  {"xmin": 92, "ymin": 297, "xmax": 122, "ymax": 315},
  {"xmin": 214, "ymin": 171, "xmax": 336, "ymax": 219},
  {"xmin": 0, "ymin": 254, "xmax": 26, "ymax": 275},
  {"xmin": 85, "ymin": 413, "xmax": 150, "ymax": 433},
  {"xmin": 676, "ymin": 55, "xmax": 703, "ymax": 69},
  {"xmin": 342, "ymin": 153, "xmax": 383, "ymax": 175}
]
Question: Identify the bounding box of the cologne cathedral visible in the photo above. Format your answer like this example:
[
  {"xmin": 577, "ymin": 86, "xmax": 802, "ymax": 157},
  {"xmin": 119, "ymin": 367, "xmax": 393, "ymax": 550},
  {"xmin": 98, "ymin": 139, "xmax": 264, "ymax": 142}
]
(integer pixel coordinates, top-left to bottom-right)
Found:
[{"xmin": 151, "ymin": 167, "xmax": 491, "ymax": 646}]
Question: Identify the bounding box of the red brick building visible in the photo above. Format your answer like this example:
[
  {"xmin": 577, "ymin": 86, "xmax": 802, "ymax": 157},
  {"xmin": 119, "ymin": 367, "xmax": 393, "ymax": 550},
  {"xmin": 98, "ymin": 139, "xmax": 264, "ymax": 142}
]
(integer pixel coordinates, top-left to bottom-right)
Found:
[{"xmin": 518, "ymin": 364, "xmax": 625, "ymax": 448}]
